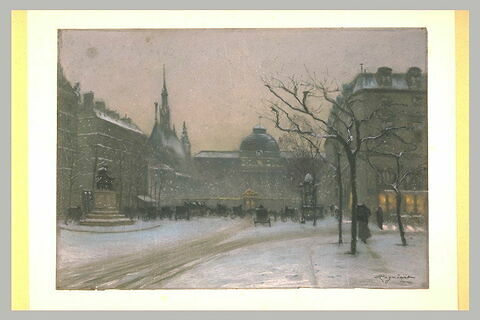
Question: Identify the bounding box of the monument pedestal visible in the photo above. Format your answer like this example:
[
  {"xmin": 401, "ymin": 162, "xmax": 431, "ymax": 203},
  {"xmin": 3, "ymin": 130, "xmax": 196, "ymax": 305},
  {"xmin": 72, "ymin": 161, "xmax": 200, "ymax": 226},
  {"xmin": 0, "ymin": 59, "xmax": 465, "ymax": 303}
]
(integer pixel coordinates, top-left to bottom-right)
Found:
[{"xmin": 79, "ymin": 190, "xmax": 134, "ymax": 226}]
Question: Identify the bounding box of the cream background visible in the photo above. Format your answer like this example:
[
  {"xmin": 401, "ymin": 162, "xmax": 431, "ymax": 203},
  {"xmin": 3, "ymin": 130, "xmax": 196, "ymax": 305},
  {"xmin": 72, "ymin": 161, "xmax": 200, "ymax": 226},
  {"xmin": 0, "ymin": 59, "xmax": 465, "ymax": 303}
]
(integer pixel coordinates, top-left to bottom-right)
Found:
[{"xmin": 27, "ymin": 10, "xmax": 457, "ymax": 310}]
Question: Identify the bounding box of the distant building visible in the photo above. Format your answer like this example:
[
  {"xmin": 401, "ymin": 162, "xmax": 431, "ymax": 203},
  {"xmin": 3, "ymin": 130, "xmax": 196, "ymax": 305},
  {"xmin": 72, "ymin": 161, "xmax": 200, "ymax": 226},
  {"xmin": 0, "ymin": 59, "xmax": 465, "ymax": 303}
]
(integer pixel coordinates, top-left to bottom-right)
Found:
[
  {"xmin": 194, "ymin": 125, "xmax": 299, "ymax": 207},
  {"xmin": 146, "ymin": 67, "xmax": 195, "ymax": 206},
  {"xmin": 325, "ymin": 66, "xmax": 428, "ymax": 216}
]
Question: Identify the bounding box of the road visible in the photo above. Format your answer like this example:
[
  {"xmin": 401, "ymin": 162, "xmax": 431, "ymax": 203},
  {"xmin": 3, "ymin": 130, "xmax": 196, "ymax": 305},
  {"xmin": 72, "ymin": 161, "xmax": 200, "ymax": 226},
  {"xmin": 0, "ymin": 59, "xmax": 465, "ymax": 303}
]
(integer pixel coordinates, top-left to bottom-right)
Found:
[{"xmin": 57, "ymin": 219, "xmax": 338, "ymax": 290}]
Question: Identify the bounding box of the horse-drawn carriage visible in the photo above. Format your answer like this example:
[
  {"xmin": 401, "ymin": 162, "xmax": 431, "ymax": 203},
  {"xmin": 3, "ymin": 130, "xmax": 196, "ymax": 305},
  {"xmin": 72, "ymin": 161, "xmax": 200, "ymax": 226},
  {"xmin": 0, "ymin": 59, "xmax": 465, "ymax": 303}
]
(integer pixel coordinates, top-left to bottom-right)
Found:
[
  {"xmin": 300, "ymin": 205, "xmax": 324, "ymax": 225},
  {"xmin": 184, "ymin": 201, "xmax": 208, "ymax": 218},
  {"xmin": 174, "ymin": 205, "xmax": 190, "ymax": 220},
  {"xmin": 159, "ymin": 206, "xmax": 173, "ymax": 220},
  {"xmin": 253, "ymin": 205, "xmax": 271, "ymax": 227},
  {"xmin": 232, "ymin": 204, "xmax": 244, "ymax": 218},
  {"xmin": 214, "ymin": 204, "xmax": 229, "ymax": 217},
  {"xmin": 140, "ymin": 207, "xmax": 157, "ymax": 221},
  {"xmin": 281, "ymin": 206, "xmax": 298, "ymax": 222}
]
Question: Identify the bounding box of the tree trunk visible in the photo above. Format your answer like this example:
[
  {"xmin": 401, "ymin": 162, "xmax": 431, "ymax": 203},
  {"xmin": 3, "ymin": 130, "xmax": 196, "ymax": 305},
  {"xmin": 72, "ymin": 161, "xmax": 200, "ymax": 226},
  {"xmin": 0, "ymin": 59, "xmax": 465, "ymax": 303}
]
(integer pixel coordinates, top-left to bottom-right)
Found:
[
  {"xmin": 347, "ymin": 153, "xmax": 358, "ymax": 254},
  {"xmin": 335, "ymin": 151, "xmax": 343, "ymax": 245},
  {"xmin": 395, "ymin": 189, "xmax": 407, "ymax": 246}
]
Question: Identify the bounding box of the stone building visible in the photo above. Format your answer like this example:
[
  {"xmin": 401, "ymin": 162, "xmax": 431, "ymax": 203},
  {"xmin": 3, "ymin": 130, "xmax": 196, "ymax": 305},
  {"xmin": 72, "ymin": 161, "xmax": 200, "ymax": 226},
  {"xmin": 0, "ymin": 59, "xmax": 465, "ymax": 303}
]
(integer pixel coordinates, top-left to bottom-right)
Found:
[
  {"xmin": 75, "ymin": 92, "xmax": 149, "ymax": 211},
  {"xmin": 145, "ymin": 68, "xmax": 195, "ymax": 206},
  {"xmin": 194, "ymin": 125, "xmax": 304, "ymax": 209},
  {"xmin": 57, "ymin": 67, "xmax": 149, "ymax": 216},
  {"xmin": 57, "ymin": 65, "xmax": 81, "ymax": 216},
  {"xmin": 325, "ymin": 66, "xmax": 428, "ymax": 216}
]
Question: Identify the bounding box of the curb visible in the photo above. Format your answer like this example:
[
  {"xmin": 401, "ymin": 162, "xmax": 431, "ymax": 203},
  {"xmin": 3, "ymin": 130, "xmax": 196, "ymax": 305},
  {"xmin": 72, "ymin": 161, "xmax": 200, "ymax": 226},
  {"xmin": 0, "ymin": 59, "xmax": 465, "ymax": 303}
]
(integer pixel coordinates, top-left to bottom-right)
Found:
[{"xmin": 58, "ymin": 222, "xmax": 164, "ymax": 234}]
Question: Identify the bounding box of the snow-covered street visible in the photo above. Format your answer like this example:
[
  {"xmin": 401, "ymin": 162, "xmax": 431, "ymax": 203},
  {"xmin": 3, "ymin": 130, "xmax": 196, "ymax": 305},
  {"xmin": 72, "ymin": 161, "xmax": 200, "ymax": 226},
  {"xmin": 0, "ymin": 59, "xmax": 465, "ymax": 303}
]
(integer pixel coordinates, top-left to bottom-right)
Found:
[{"xmin": 57, "ymin": 217, "xmax": 428, "ymax": 289}]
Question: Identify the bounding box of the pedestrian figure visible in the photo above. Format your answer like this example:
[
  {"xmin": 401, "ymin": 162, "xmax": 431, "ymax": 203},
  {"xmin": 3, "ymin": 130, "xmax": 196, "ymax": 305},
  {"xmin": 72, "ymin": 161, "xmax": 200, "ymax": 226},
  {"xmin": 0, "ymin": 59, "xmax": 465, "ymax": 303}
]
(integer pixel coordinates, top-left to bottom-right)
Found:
[
  {"xmin": 334, "ymin": 206, "xmax": 341, "ymax": 221},
  {"xmin": 357, "ymin": 204, "xmax": 372, "ymax": 244},
  {"xmin": 375, "ymin": 206, "xmax": 384, "ymax": 230}
]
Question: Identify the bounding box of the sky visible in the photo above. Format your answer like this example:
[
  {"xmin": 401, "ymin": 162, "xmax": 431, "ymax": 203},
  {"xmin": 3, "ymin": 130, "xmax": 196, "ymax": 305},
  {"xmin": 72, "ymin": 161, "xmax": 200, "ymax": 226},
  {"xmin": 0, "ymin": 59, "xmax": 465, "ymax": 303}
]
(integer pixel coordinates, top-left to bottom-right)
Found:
[{"xmin": 59, "ymin": 28, "xmax": 427, "ymax": 153}]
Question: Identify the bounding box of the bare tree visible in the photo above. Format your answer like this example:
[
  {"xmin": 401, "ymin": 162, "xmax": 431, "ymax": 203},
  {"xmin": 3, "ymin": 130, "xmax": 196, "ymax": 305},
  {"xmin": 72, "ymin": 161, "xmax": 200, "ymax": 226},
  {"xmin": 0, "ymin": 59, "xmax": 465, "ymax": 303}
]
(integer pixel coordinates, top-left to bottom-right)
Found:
[
  {"xmin": 324, "ymin": 138, "xmax": 350, "ymax": 244},
  {"xmin": 279, "ymin": 132, "xmax": 323, "ymax": 184},
  {"xmin": 366, "ymin": 134, "xmax": 426, "ymax": 246},
  {"xmin": 264, "ymin": 74, "xmax": 408, "ymax": 254},
  {"xmin": 280, "ymin": 132, "xmax": 347, "ymax": 244}
]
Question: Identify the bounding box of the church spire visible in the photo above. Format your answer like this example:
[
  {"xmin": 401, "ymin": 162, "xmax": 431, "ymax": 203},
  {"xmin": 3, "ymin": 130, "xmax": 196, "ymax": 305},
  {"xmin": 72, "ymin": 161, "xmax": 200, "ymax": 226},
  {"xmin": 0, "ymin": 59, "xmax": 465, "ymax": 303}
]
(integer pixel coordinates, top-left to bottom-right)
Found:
[
  {"xmin": 181, "ymin": 121, "xmax": 191, "ymax": 157},
  {"xmin": 159, "ymin": 65, "xmax": 171, "ymax": 130},
  {"xmin": 162, "ymin": 64, "xmax": 167, "ymax": 93}
]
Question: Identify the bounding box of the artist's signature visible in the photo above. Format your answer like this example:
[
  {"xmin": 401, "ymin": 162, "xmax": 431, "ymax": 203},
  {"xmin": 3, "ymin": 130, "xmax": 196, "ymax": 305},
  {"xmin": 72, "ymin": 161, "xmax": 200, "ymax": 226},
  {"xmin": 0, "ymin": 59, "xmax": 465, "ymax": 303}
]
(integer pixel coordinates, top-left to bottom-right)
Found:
[{"xmin": 374, "ymin": 274, "xmax": 415, "ymax": 284}]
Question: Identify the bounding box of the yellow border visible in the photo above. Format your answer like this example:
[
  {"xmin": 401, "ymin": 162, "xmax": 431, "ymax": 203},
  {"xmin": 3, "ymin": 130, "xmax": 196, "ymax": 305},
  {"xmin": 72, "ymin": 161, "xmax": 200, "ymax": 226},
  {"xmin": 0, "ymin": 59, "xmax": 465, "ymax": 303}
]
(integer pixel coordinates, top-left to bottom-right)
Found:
[
  {"xmin": 455, "ymin": 10, "xmax": 469, "ymax": 311},
  {"xmin": 11, "ymin": 10, "xmax": 29, "ymax": 310}
]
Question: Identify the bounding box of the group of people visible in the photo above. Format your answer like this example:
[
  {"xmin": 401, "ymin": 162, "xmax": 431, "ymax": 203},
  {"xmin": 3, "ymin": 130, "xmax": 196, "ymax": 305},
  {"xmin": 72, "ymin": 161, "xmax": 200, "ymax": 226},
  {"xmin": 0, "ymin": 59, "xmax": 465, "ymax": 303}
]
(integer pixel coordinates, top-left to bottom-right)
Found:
[{"xmin": 330, "ymin": 204, "xmax": 385, "ymax": 244}]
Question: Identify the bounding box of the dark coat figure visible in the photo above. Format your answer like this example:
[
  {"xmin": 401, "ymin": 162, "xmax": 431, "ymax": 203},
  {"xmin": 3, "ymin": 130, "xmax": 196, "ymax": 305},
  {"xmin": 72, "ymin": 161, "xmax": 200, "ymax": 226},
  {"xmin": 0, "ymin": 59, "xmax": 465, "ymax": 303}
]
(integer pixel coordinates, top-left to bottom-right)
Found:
[
  {"xmin": 357, "ymin": 204, "xmax": 372, "ymax": 243},
  {"xmin": 334, "ymin": 206, "xmax": 341, "ymax": 221},
  {"xmin": 375, "ymin": 206, "xmax": 384, "ymax": 230}
]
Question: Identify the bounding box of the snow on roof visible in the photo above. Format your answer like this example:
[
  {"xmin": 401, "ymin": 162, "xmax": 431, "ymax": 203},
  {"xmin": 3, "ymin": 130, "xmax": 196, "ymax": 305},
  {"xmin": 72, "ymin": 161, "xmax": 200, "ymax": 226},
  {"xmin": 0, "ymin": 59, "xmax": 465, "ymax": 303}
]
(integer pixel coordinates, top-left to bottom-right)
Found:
[
  {"xmin": 137, "ymin": 195, "xmax": 155, "ymax": 202},
  {"xmin": 158, "ymin": 163, "xmax": 174, "ymax": 171},
  {"xmin": 195, "ymin": 151, "xmax": 240, "ymax": 159},
  {"xmin": 351, "ymin": 73, "xmax": 426, "ymax": 93},
  {"xmin": 175, "ymin": 172, "xmax": 192, "ymax": 178},
  {"xmin": 95, "ymin": 110, "xmax": 144, "ymax": 135}
]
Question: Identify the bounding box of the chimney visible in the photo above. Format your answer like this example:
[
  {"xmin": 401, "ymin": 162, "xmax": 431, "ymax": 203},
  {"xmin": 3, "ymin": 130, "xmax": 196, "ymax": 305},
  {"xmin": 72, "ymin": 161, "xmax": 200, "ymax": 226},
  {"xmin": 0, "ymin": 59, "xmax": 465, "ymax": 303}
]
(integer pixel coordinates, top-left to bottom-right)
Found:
[
  {"xmin": 376, "ymin": 67, "xmax": 393, "ymax": 87},
  {"xmin": 83, "ymin": 92, "xmax": 94, "ymax": 110},
  {"xmin": 406, "ymin": 67, "xmax": 422, "ymax": 89}
]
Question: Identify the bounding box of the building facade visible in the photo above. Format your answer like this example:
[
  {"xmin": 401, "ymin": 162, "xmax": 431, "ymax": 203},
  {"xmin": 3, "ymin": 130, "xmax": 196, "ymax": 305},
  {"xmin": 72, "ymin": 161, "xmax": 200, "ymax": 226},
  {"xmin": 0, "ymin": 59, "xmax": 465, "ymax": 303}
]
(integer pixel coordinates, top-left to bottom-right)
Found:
[
  {"xmin": 325, "ymin": 66, "xmax": 428, "ymax": 217},
  {"xmin": 145, "ymin": 68, "xmax": 195, "ymax": 206},
  {"xmin": 194, "ymin": 125, "xmax": 310, "ymax": 209},
  {"xmin": 57, "ymin": 65, "xmax": 81, "ymax": 215},
  {"xmin": 75, "ymin": 92, "xmax": 149, "ymax": 211},
  {"xmin": 57, "ymin": 67, "xmax": 149, "ymax": 216}
]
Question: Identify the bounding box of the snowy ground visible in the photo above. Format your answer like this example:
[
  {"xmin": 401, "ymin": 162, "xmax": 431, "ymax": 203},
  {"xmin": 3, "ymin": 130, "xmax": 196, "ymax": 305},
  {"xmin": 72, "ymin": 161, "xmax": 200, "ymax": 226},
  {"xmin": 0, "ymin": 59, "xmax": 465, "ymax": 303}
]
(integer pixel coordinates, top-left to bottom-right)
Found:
[
  {"xmin": 57, "ymin": 217, "xmax": 428, "ymax": 289},
  {"xmin": 57, "ymin": 218, "xmax": 239, "ymax": 269}
]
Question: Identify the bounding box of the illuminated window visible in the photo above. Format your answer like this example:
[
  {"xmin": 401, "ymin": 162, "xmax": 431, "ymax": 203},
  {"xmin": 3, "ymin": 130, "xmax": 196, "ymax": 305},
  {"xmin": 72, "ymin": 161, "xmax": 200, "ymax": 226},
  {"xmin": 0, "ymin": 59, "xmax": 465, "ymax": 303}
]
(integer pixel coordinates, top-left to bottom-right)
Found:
[
  {"xmin": 405, "ymin": 194, "xmax": 415, "ymax": 213},
  {"xmin": 378, "ymin": 193, "xmax": 387, "ymax": 212},
  {"xmin": 387, "ymin": 192, "xmax": 396, "ymax": 212}
]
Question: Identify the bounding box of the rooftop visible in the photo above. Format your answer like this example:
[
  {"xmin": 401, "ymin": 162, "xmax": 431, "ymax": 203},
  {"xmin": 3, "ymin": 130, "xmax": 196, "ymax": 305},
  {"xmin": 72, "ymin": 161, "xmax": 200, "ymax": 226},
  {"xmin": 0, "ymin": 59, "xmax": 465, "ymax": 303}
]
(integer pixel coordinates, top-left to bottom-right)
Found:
[
  {"xmin": 94, "ymin": 109, "xmax": 144, "ymax": 135},
  {"xmin": 349, "ymin": 67, "xmax": 426, "ymax": 94},
  {"xmin": 195, "ymin": 151, "xmax": 240, "ymax": 159}
]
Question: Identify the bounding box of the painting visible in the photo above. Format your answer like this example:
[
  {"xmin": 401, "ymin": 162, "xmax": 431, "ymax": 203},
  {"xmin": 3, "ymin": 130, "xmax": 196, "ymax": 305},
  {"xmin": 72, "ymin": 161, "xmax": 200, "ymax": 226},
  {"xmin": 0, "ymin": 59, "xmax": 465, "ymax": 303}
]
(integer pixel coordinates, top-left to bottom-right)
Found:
[
  {"xmin": 56, "ymin": 27, "xmax": 429, "ymax": 290},
  {"xmin": 12, "ymin": 10, "xmax": 467, "ymax": 310}
]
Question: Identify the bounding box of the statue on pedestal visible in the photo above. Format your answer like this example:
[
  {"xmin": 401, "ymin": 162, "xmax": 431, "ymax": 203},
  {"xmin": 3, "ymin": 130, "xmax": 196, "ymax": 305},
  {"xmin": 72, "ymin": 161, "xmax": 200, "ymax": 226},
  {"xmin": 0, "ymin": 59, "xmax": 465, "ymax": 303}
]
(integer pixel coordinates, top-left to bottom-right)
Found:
[{"xmin": 95, "ymin": 166, "xmax": 114, "ymax": 190}]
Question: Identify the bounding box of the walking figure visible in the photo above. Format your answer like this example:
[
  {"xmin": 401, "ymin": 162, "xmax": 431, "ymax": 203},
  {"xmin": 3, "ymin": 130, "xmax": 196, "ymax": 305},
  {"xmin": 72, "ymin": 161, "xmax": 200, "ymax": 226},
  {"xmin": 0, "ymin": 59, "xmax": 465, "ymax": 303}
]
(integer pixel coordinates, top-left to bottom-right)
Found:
[
  {"xmin": 357, "ymin": 204, "xmax": 372, "ymax": 244},
  {"xmin": 375, "ymin": 206, "xmax": 384, "ymax": 230}
]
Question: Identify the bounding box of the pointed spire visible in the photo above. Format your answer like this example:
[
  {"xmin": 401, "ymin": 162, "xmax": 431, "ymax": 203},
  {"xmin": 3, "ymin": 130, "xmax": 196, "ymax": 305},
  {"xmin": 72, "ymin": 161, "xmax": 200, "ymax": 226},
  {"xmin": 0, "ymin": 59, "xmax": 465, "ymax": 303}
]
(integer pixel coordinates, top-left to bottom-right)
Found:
[
  {"xmin": 181, "ymin": 121, "xmax": 191, "ymax": 157},
  {"xmin": 162, "ymin": 64, "xmax": 167, "ymax": 93},
  {"xmin": 182, "ymin": 121, "xmax": 187, "ymax": 133},
  {"xmin": 160, "ymin": 66, "xmax": 171, "ymax": 130}
]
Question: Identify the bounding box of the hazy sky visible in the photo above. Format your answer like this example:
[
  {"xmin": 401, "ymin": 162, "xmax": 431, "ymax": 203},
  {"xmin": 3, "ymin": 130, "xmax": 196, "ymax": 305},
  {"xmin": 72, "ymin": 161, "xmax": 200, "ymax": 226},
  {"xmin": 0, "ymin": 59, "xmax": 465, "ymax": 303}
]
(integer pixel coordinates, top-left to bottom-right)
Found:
[{"xmin": 59, "ymin": 29, "xmax": 426, "ymax": 153}]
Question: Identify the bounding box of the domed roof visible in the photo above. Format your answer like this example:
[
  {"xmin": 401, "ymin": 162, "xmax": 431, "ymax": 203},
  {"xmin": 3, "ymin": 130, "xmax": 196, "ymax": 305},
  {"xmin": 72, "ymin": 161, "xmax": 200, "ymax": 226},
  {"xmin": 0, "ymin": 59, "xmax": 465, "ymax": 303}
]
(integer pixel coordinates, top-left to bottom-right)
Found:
[{"xmin": 240, "ymin": 125, "xmax": 280, "ymax": 152}]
